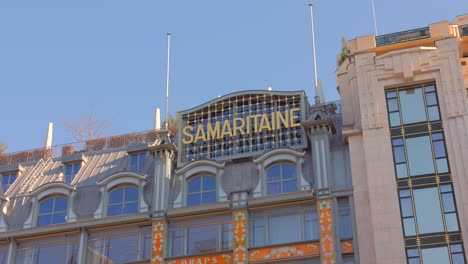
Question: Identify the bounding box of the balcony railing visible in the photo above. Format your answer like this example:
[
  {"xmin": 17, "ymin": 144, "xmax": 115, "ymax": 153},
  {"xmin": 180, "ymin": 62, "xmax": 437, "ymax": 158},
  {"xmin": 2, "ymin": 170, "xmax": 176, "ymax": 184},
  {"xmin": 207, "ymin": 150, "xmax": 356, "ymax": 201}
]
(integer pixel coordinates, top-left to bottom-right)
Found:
[
  {"xmin": 0, "ymin": 130, "xmax": 161, "ymax": 166},
  {"xmin": 460, "ymin": 24, "xmax": 468, "ymax": 37},
  {"xmin": 376, "ymin": 27, "xmax": 430, "ymax": 47}
]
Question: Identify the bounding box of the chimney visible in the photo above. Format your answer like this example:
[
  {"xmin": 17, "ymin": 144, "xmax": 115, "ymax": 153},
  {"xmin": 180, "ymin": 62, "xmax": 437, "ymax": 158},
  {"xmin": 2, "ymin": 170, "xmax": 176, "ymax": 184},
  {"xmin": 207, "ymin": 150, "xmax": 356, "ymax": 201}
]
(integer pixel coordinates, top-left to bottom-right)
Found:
[
  {"xmin": 45, "ymin": 122, "xmax": 53, "ymax": 148},
  {"xmin": 62, "ymin": 145, "xmax": 75, "ymax": 156},
  {"xmin": 154, "ymin": 108, "xmax": 161, "ymax": 130}
]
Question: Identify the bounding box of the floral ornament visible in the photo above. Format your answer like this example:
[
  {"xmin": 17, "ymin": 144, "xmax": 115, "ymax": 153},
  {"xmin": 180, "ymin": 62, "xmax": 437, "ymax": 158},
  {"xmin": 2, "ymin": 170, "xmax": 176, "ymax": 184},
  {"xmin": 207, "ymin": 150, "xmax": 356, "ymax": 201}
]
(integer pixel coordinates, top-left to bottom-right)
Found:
[
  {"xmin": 318, "ymin": 199, "xmax": 336, "ymax": 264},
  {"xmin": 249, "ymin": 242, "xmax": 320, "ymax": 261},
  {"xmin": 233, "ymin": 210, "xmax": 248, "ymax": 263},
  {"xmin": 152, "ymin": 221, "xmax": 166, "ymax": 264}
]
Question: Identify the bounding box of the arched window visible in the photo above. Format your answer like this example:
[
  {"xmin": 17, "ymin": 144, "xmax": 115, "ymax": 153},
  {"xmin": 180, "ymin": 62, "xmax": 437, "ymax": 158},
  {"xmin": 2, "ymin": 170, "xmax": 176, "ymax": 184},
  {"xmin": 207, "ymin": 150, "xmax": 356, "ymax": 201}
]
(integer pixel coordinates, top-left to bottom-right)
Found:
[
  {"xmin": 187, "ymin": 176, "xmax": 216, "ymax": 206},
  {"xmin": 266, "ymin": 163, "xmax": 297, "ymax": 195},
  {"xmin": 37, "ymin": 196, "xmax": 68, "ymax": 226},
  {"xmin": 107, "ymin": 186, "xmax": 139, "ymax": 216}
]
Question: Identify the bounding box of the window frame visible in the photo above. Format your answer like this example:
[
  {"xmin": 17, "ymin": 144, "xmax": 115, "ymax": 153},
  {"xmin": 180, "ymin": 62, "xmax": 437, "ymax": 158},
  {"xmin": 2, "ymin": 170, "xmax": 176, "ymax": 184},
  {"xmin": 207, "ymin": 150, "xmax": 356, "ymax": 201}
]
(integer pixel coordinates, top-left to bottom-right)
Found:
[
  {"xmin": 37, "ymin": 195, "xmax": 69, "ymax": 227},
  {"xmin": 265, "ymin": 162, "xmax": 297, "ymax": 195},
  {"xmin": 1, "ymin": 172, "xmax": 17, "ymax": 194},
  {"xmin": 186, "ymin": 175, "xmax": 217, "ymax": 206},
  {"xmin": 107, "ymin": 185, "xmax": 139, "ymax": 217},
  {"xmin": 64, "ymin": 162, "xmax": 81, "ymax": 184},
  {"xmin": 129, "ymin": 152, "xmax": 147, "ymax": 173}
]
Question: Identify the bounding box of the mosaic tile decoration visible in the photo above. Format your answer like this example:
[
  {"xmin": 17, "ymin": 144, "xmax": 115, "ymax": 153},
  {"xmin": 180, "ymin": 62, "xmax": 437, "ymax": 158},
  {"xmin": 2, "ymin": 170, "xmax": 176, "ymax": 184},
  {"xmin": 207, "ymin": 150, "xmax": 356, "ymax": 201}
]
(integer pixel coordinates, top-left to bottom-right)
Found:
[
  {"xmin": 249, "ymin": 242, "xmax": 320, "ymax": 262},
  {"xmin": 233, "ymin": 210, "xmax": 248, "ymax": 264},
  {"xmin": 152, "ymin": 220, "xmax": 165, "ymax": 264},
  {"xmin": 318, "ymin": 199, "xmax": 336, "ymax": 264}
]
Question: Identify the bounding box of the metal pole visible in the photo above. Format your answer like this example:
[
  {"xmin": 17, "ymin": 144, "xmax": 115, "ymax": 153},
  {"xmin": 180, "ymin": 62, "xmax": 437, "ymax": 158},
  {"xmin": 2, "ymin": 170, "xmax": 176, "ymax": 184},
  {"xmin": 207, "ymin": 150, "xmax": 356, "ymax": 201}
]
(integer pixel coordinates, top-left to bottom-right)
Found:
[
  {"xmin": 371, "ymin": 0, "xmax": 378, "ymax": 36},
  {"xmin": 309, "ymin": 3, "xmax": 319, "ymax": 104},
  {"xmin": 165, "ymin": 32, "xmax": 171, "ymax": 130}
]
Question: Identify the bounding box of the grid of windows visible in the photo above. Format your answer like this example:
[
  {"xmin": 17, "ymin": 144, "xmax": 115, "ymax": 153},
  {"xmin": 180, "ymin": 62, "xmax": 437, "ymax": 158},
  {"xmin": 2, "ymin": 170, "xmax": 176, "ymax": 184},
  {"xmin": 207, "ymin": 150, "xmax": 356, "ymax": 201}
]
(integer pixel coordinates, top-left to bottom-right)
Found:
[
  {"xmin": 168, "ymin": 217, "xmax": 233, "ymax": 257},
  {"xmin": 1, "ymin": 172, "xmax": 17, "ymax": 194},
  {"xmin": 386, "ymin": 84, "xmax": 466, "ymax": 263},
  {"xmin": 16, "ymin": 236, "xmax": 78, "ymax": 264},
  {"xmin": 187, "ymin": 175, "xmax": 216, "ymax": 206},
  {"xmin": 107, "ymin": 186, "xmax": 139, "ymax": 216},
  {"xmin": 64, "ymin": 163, "xmax": 80, "ymax": 184},
  {"xmin": 250, "ymin": 205, "xmax": 318, "ymax": 248},
  {"xmin": 37, "ymin": 196, "xmax": 68, "ymax": 227},
  {"xmin": 266, "ymin": 163, "xmax": 297, "ymax": 195},
  {"xmin": 130, "ymin": 152, "xmax": 146, "ymax": 173}
]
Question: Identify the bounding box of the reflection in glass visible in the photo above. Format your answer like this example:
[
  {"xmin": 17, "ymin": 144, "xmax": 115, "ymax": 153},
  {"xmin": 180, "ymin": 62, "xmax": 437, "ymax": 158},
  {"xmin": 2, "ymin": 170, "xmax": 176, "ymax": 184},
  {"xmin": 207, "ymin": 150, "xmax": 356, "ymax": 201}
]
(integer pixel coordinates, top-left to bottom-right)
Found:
[
  {"xmin": 421, "ymin": 246, "xmax": 450, "ymax": 264},
  {"xmin": 413, "ymin": 188, "xmax": 444, "ymax": 234},
  {"xmin": 399, "ymin": 88, "xmax": 426, "ymax": 124},
  {"xmin": 37, "ymin": 197, "xmax": 68, "ymax": 227},
  {"xmin": 406, "ymin": 136, "xmax": 434, "ymax": 176}
]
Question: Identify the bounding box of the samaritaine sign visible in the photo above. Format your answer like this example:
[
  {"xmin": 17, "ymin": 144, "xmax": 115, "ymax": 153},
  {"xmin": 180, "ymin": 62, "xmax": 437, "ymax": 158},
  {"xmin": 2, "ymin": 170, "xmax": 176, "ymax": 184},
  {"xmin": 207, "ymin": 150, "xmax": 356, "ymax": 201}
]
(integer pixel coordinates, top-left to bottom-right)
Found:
[{"xmin": 177, "ymin": 90, "xmax": 308, "ymax": 165}]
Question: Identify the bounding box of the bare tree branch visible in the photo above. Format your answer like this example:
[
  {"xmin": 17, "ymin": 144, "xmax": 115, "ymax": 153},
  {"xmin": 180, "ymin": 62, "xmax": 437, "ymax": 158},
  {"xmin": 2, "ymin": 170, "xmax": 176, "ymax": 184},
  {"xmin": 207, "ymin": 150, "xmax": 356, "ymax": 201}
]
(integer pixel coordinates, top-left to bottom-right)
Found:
[{"xmin": 64, "ymin": 113, "xmax": 111, "ymax": 148}]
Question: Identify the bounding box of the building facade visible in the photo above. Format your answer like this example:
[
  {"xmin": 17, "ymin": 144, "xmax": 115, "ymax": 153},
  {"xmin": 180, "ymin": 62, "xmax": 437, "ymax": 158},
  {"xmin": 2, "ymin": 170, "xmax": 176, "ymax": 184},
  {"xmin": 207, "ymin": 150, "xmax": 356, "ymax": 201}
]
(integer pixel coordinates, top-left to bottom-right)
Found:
[
  {"xmin": 336, "ymin": 14, "xmax": 468, "ymax": 264},
  {"xmin": 0, "ymin": 90, "xmax": 355, "ymax": 264}
]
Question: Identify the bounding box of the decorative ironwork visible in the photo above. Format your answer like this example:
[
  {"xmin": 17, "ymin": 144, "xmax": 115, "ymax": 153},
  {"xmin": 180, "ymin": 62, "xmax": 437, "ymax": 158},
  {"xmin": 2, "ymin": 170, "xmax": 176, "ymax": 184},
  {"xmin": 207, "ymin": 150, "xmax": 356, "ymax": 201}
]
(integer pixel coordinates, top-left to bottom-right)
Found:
[{"xmin": 376, "ymin": 27, "xmax": 430, "ymax": 47}]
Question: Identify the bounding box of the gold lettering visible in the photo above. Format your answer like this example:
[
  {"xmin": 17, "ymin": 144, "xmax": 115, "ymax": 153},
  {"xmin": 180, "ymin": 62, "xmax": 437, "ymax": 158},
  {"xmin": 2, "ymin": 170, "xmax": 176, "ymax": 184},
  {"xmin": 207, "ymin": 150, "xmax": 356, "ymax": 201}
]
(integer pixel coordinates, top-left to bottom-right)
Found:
[
  {"xmin": 207, "ymin": 121, "xmax": 221, "ymax": 140},
  {"xmin": 212, "ymin": 257, "xmax": 218, "ymax": 264},
  {"xmin": 277, "ymin": 109, "xmax": 289, "ymax": 128},
  {"xmin": 258, "ymin": 113, "xmax": 272, "ymax": 132},
  {"xmin": 250, "ymin": 114, "xmax": 261, "ymax": 133},
  {"xmin": 271, "ymin": 111, "xmax": 276, "ymax": 130},
  {"xmin": 204, "ymin": 257, "xmax": 210, "ymax": 264},
  {"xmin": 290, "ymin": 108, "xmax": 301, "ymax": 127},
  {"xmin": 196, "ymin": 259, "xmax": 202, "ymax": 264},
  {"xmin": 194, "ymin": 124, "xmax": 207, "ymax": 143},
  {"xmin": 221, "ymin": 119, "xmax": 233, "ymax": 138},
  {"xmin": 182, "ymin": 126, "xmax": 194, "ymax": 144},
  {"xmin": 233, "ymin": 118, "xmax": 245, "ymax": 136}
]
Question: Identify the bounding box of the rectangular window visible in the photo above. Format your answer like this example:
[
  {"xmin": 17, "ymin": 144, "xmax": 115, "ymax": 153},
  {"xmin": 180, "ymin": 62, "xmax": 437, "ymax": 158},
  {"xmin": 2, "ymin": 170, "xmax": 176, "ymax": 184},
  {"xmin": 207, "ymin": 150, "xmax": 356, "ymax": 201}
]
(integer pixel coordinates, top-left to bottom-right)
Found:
[
  {"xmin": 406, "ymin": 136, "xmax": 434, "ymax": 176},
  {"xmin": 87, "ymin": 226, "xmax": 151, "ymax": 263},
  {"xmin": 413, "ymin": 187, "xmax": 444, "ymax": 234},
  {"xmin": 2, "ymin": 172, "xmax": 17, "ymax": 194},
  {"xmin": 130, "ymin": 152, "xmax": 146, "ymax": 173},
  {"xmin": 16, "ymin": 236, "xmax": 79, "ymax": 264},
  {"xmin": 421, "ymin": 246, "xmax": 450, "ymax": 264},
  {"xmin": 339, "ymin": 200, "xmax": 352, "ymax": 239},
  {"xmin": 250, "ymin": 205, "xmax": 318, "ymax": 248},
  {"xmin": 168, "ymin": 216, "xmax": 233, "ymax": 257},
  {"xmin": 399, "ymin": 189, "xmax": 416, "ymax": 236},
  {"xmin": 64, "ymin": 163, "xmax": 81, "ymax": 184},
  {"xmin": 440, "ymin": 184, "xmax": 460, "ymax": 232}
]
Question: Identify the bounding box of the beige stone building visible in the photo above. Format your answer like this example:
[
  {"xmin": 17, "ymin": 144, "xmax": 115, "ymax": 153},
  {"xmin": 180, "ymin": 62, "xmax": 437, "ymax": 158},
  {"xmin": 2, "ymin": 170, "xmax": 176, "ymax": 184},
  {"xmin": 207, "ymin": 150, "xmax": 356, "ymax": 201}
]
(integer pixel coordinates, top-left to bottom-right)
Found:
[{"xmin": 337, "ymin": 14, "xmax": 468, "ymax": 264}]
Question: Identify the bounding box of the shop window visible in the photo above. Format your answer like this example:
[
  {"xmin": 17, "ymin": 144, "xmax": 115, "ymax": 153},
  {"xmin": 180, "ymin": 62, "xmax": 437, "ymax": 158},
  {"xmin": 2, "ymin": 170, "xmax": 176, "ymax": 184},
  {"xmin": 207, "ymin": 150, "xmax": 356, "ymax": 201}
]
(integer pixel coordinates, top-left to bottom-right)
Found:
[
  {"xmin": 87, "ymin": 226, "xmax": 151, "ymax": 263},
  {"xmin": 2, "ymin": 172, "xmax": 17, "ymax": 194},
  {"xmin": 64, "ymin": 163, "xmax": 81, "ymax": 184},
  {"xmin": 168, "ymin": 216, "xmax": 232, "ymax": 257},
  {"xmin": 130, "ymin": 152, "xmax": 146, "ymax": 173},
  {"xmin": 37, "ymin": 196, "xmax": 68, "ymax": 227},
  {"xmin": 250, "ymin": 205, "xmax": 318, "ymax": 248},
  {"xmin": 16, "ymin": 236, "xmax": 78, "ymax": 264},
  {"xmin": 187, "ymin": 175, "xmax": 216, "ymax": 206},
  {"xmin": 266, "ymin": 163, "xmax": 297, "ymax": 195},
  {"xmin": 107, "ymin": 186, "xmax": 139, "ymax": 216}
]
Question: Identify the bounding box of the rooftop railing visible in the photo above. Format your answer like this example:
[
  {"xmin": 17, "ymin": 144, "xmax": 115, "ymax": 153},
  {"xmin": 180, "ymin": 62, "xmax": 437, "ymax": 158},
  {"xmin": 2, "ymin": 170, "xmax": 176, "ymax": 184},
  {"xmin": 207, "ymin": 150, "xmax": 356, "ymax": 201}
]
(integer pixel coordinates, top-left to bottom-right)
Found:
[
  {"xmin": 460, "ymin": 24, "xmax": 468, "ymax": 37},
  {"xmin": 376, "ymin": 27, "xmax": 430, "ymax": 47},
  {"xmin": 0, "ymin": 130, "xmax": 161, "ymax": 166}
]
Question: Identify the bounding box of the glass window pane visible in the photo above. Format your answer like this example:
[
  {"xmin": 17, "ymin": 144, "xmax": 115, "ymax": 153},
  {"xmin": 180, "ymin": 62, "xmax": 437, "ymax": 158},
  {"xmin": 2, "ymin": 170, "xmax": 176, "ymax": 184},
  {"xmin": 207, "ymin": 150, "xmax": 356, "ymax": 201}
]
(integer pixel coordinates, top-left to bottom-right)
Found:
[
  {"xmin": 170, "ymin": 229, "xmax": 183, "ymax": 257},
  {"xmin": 445, "ymin": 213, "xmax": 459, "ymax": 232},
  {"xmin": 425, "ymin": 85, "xmax": 435, "ymax": 92},
  {"xmin": 39, "ymin": 199, "xmax": 54, "ymax": 214},
  {"xmin": 36, "ymin": 244, "xmax": 67, "ymax": 264},
  {"xmin": 123, "ymin": 202, "xmax": 138, "ymax": 214},
  {"xmin": 428, "ymin": 106, "xmax": 440, "ymax": 121},
  {"xmin": 221, "ymin": 223, "xmax": 233, "ymax": 250},
  {"xmin": 267, "ymin": 165, "xmax": 280, "ymax": 182},
  {"xmin": 187, "ymin": 194, "xmax": 200, "ymax": 206},
  {"xmin": 413, "ymin": 187, "xmax": 444, "ymax": 234},
  {"xmin": 425, "ymin": 92, "xmax": 437, "ymax": 106},
  {"xmin": 396, "ymin": 163, "xmax": 408, "ymax": 178},
  {"xmin": 305, "ymin": 212, "xmax": 319, "ymax": 240},
  {"xmin": 442, "ymin": 193, "xmax": 455, "ymax": 212},
  {"xmin": 408, "ymin": 259, "xmax": 420, "ymax": 264},
  {"xmin": 188, "ymin": 225, "xmax": 218, "ymax": 254},
  {"xmin": 282, "ymin": 164, "xmax": 296, "ymax": 180},
  {"xmin": 267, "ymin": 182, "xmax": 281, "ymax": 195},
  {"xmin": 403, "ymin": 218, "xmax": 416, "ymax": 236},
  {"xmin": 421, "ymin": 246, "xmax": 450, "ymax": 264},
  {"xmin": 54, "ymin": 197, "xmax": 68, "ymax": 212},
  {"xmin": 400, "ymin": 189, "xmax": 411, "ymax": 198},
  {"xmin": 109, "ymin": 188, "xmax": 124, "ymax": 204},
  {"xmin": 452, "ymin": 253, "xmax": 465, "ymax": 264},
  {"xmin": 52, "ymin": 212, "xmax": 67, "ymax": 224},
  {"xmin": 282, "ymin": 180, "xmax": 296, "ymax": 193},
  {"xmin": 188, "ymin": 177, "xmax": 201, "ymax": 193},
  {"xmin": 392, "ymin": 138, "xmax": 404, "ymax": 146},
  {"xmin": 407, "ymin": 248, "xmax": 419, "ymax": 257},
  {"xmin": 107, "ymin": 235, "xmax": 138, "ymax": 263},
  {"xmin": 203, "ymin": 176, "xmax": 216, "ymax": 191},
  {"xmin": 400, "ymin": 88, "xmax": 427, "ymax": 124},
  {"xmin": 436, "ymin": 158, "xmax": 449, "ymax": 173},
  {"xmin": 440, "ymin": 184, "xmax": 452, "ymax": 192},
  {"xmin": 433, "ymin": 141, "xmax": 446, "ymax": 158},
  {"xmin": 269, "ymin": 214, "xmax": 300, "ymax": 245},
  {"xmin": 339, "ymin": 202, "xmax": 352, "ymax": 238},
  {"xmin": 401, "ymin": 198, "xmax": 413, "ymax": 217},
  {"xmin": 107, "ymin": 205, "xmax": 122, "ymax": 216},
  {"xmin": 387, "ymin": 91, "xmax": 397, "ymax": 98},
  {"xmin": 387, "ymin": 98, "xmax": 399, "ymax": 112},
  {"xmin": 393, "ymin": 146, "xmax": 406, "ymax": 164},
  {"xmin": 252, "ymin": 218, "xmax": 265, "ymax": 247},
  {"xmin": 389, "ymin": 112, "xmax": 401, "ymax": 127},
  {"xmin": 406, "ymin": 136, "xmax": 435, "ymax": 176},
  {"xmin": 125, "ymin": 187, "xmax": 138, "ymax": 202},
  {"xmin": 202, "ymin": 191, "xmax": 216, "ymax": 204},
  {"xmin": 451, "ymin": 244, "xmax": 463, "ymax": 253},
  {"xmin": 37, "ymin": 215, "xmax": 52, "ymax": 226}
]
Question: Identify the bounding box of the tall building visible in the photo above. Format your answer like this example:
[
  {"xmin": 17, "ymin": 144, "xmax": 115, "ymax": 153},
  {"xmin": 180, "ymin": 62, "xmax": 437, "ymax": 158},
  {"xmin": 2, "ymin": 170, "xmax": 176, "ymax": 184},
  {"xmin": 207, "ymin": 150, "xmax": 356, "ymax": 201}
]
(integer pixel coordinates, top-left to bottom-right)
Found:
[
  {"xmin": 0, "ymin": 90, "xmax": 354, "ymax": 264},
  {"xmin": 336, "ymin": 14, "xmax": 468, "ymax": 264}
]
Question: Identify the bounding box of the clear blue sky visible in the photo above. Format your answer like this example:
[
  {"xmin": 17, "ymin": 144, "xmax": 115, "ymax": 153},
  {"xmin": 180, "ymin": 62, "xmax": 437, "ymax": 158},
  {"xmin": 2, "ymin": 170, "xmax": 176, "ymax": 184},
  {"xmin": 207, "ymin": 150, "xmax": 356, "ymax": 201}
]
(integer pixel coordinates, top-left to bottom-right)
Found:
[{"xmin": 1, "ymin": 0, "xmax": 466, "ymax": 153}]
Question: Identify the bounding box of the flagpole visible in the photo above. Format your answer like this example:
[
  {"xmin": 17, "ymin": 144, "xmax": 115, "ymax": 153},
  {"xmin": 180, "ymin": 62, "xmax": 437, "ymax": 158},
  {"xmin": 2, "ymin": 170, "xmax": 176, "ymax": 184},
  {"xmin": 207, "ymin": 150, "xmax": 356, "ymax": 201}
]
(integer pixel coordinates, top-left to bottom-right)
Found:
[
  {"xmin": 371, "ymin": 0, "xmax": 378, "ymax": 36},
  {"xmin": 165, "ymin": 32, "xmax": 171, "ymax": 129},
  {"xmin": 309, "ymin": 3, "xmax": 320, "ymax": 104}
]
